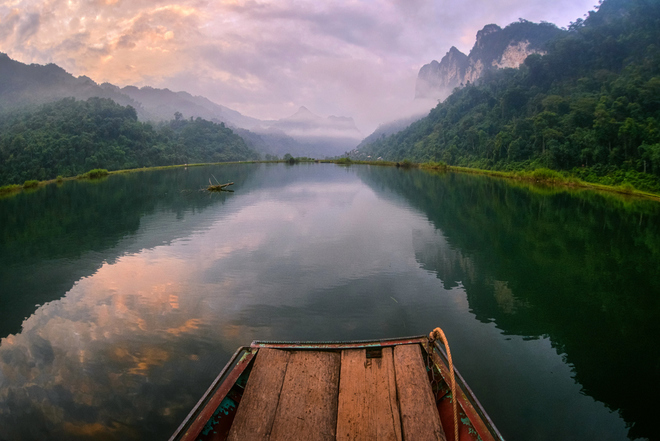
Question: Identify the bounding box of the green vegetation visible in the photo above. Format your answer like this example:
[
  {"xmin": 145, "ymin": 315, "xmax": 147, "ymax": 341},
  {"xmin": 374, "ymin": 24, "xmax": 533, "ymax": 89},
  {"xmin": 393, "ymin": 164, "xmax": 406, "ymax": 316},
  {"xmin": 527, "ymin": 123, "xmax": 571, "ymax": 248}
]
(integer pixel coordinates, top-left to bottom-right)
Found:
[
  {"xmin": 77, "ymin": 168, "xmax": 109, "ymax": 180},
  {"xmin": 357, "ymin": 166, "xmax": 660, "ymax": 440},
  {"xmin": 281, "ymin": 153, "xmax": 317, "ymax": 164},
  {"xmin": 328, "ymin": 156, "xmax": 660, "ymax": 199},
  {"xmin": 420, "ymin": 161, "xmax": 448, "ymax": 170},
  {"xmin": 360, "ymin": 0, "xmax": 660, "ymax": 193},
  {"xmin": 0, "ymin": 184, "xmax": 21, "ymax": 196},
  {"xmin": 444, "ymin": 164, "xmax": 660, "ymax": 200},
  {"xmin": 22, "ymin": 180, "xmax": 39, "ymax": 189},
  {"xmin": 324, "ymin": 158, "xmax": 399, "ymax": 167},
  {"xmin": 0, "ymin": 97, "xmax": 259, "ymax": 185}
]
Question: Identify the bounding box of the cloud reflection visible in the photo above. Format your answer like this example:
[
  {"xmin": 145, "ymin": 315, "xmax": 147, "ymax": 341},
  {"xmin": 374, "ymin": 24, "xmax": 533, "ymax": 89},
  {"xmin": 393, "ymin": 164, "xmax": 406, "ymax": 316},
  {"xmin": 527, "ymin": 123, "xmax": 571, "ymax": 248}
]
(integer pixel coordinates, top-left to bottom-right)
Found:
[{"xmin": 0, "ymin": 171, "xmax": 449, "ymax": 440}]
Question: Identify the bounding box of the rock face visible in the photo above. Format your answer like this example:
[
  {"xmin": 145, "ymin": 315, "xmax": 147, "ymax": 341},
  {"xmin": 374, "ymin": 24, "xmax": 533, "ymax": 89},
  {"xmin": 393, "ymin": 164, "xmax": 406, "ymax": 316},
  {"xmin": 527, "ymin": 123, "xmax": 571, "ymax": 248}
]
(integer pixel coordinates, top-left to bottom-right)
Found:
[
  {"xmin": 415, "ymin": 21, "xmax": 564, "ymax": 100},
  {"xmin": 415, "ymin": 47, "xmax": 468, "ymax": 99}
]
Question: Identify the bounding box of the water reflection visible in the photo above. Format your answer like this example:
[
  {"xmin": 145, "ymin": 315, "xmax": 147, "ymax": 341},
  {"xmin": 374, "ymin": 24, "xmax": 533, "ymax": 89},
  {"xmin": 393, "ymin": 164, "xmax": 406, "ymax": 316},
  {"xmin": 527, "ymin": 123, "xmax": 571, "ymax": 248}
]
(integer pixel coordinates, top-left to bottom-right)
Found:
[
  {"xmin": 0, "ymin": 164, "xmax": 657, "ymax": 440},
  {"xmin": 0, "ymin": 165, "xmax": 455, "ymax": 440},
  {"xmin": 358, "ymin": 166, "xmax": 660, "ymax": 440},
  {"xmin": 0, "ymin": 165, "xmax": 257, "ymax": 339}
]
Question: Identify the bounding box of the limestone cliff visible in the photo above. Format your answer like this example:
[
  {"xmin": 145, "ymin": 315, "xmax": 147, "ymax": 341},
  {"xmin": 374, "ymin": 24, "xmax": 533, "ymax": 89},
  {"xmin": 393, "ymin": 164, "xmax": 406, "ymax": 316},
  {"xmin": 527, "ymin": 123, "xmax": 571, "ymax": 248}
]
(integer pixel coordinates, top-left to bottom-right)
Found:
[{"xmin": 415, "ymin": 20, "xmax": 564, "ymax": 100}]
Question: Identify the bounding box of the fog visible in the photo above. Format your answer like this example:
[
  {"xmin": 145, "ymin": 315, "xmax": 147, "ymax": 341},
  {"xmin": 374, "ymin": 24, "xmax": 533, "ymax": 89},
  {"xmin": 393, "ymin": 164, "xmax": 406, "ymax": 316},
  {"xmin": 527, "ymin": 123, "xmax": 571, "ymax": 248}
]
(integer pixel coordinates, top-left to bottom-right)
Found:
[{"xmin": 0, "ymin": 0, "xmax": 595, "ymax": 133}]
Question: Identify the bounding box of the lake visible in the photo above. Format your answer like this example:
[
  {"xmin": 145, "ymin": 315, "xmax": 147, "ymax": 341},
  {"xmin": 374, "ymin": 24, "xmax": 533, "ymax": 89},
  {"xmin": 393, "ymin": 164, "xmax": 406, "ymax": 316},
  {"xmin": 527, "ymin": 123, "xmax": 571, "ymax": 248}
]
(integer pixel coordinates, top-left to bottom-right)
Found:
[{"xmin": 0, "ymin": 163, "xmax": 658, "ymax": 440}]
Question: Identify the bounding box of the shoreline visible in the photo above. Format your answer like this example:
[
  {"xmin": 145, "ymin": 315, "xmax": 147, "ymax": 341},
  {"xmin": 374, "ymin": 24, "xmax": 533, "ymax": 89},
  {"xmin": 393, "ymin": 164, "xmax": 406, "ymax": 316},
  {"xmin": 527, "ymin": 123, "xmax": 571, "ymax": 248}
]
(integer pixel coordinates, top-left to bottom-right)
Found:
[{"xmin": 2, "ymin": 159, "xmax": 659, "ymax": 203}]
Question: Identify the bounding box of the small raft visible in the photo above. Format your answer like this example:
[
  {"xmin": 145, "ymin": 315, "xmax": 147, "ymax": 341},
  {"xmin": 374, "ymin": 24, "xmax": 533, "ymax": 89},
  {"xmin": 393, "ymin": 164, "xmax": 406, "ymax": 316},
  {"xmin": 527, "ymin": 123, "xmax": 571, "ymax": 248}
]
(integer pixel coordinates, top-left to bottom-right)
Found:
[
  {"xmin": 169, "ymin": 329, "xmax": 504, "ymax": 441},
  {"xmin": 207, "ymin": 182, "xmax": 234, "ymax": 192}
]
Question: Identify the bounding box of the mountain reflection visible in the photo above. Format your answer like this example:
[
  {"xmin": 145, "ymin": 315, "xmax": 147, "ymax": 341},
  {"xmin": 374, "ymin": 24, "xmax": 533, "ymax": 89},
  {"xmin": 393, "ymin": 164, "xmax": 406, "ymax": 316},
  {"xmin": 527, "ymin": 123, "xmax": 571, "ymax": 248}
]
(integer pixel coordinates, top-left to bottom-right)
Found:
[
  {"xmin": 0, "ymin": 165, "xmax": 453, "ymax": 440},
  {"xmin": 0, "ymin": 165, "xmax": 259, "ymax": 339},
  {"xmin": 357, "ymin": 166, "xmax": 660, "ymax": 440},
  {"xmin": 1, "ymin": 164, "xmax": 657, "ymax": 440}
]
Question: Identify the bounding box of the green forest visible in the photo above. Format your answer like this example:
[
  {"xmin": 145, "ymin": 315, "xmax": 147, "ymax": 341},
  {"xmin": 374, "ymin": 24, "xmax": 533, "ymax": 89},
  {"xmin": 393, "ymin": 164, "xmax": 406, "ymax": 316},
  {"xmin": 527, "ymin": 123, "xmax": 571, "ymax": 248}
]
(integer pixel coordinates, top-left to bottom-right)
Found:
[
  {"xmin": 359, "ymin": 0, "xmax": 660, "ymax": 192},
  {"xmin": 0, "ymin": 97, "xmax": 259, "ymax": 185}
]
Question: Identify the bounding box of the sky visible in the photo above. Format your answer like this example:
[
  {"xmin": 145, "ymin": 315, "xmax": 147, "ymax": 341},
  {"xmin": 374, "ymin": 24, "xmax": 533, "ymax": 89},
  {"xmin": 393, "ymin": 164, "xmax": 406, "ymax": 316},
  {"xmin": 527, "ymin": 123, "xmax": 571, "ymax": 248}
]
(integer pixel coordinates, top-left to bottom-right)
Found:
[{"xmin": 0, "ymin": 0, "xmax": 596, "ymax": 133}]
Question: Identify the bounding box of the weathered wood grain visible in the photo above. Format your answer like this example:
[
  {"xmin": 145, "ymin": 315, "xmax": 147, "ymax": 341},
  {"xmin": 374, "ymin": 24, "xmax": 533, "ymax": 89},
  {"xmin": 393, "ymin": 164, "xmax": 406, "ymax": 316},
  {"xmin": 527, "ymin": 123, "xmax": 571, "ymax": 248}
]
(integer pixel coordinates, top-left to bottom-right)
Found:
[
  {"xmin": 336, "ymin": 348, "xmax": 402, "ymax": 441},
  {"xmin": 227, "ymin": 348, "xmax": 291, "ymax": 441},
  {"xmin": 369, "ymin": 347, "xmax": 402, "ymax": 441},
  {"xmin": 394, "ymin": 344, "xmax": 447, "ymax": 441},
  {"xmin": 269, "ymin": 351, "xmax": 341, "ymax": 441},
  {"xmin": 336, "ymin": 349, "xmax": 370, "ymax": 440}
]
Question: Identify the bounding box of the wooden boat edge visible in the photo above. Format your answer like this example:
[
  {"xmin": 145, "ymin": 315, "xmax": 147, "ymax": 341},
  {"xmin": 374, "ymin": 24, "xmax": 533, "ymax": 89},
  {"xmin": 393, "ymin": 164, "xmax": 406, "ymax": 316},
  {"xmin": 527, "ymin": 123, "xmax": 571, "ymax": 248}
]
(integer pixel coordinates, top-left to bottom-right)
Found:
[
  {"xmin": 429, "ymin": 340, "xmax": 505, "ymax": 441},
  {"xmin": 168, "ymin": 346, "xmax": 255, "ymax": 441},
  {"xmin": 170, "ymin": 335, "xmax": 505, "ymax": 441}
]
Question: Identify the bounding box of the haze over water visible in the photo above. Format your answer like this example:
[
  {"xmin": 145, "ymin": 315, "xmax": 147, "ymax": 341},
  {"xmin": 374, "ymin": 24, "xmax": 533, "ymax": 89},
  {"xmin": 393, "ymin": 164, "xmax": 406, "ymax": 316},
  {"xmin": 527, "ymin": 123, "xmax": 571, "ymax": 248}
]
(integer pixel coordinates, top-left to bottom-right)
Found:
[{"xmin": 0, "ymin": 163, "xmax": 658, "ymax": 440}]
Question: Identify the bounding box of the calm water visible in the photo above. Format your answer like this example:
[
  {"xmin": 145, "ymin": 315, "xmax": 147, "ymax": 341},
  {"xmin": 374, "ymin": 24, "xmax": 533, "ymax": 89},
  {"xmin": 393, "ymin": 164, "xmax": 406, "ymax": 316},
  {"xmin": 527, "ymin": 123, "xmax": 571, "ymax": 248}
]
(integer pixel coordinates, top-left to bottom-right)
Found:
[{"xmin": 0, "ymin": 163, "xmax": 658, "ymax": 440}]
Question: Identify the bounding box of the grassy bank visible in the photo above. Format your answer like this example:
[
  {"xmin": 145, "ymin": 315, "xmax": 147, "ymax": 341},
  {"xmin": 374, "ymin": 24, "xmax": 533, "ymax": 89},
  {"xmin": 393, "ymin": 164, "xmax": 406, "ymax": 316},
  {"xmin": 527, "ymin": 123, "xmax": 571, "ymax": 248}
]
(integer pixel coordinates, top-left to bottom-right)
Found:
[
  {"xmin": 439, "ymin": 165, "xmax": 660, "ymax": 201},
  {"xmin": 3, "ymin": 159, "xmax": 660, "ymax": 202},
  {"xmin": 329, "ymin": 158, "xmax": 660, "ymax": 201},
  {"xmin": 0, "ymin": 160, "xmax": 287, "ymax": 198}
]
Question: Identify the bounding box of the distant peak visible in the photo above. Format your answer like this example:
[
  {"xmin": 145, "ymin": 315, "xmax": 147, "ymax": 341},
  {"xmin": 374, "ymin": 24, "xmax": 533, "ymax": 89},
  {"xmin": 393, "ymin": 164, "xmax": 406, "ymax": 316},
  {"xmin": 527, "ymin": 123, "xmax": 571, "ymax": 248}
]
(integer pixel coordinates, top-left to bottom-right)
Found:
[
  {"xmin": 295, "ymin": 106, "xmax": 314, "ymax": 115},
  {"xmin": 286, "ymin": 105, "xmax": 320, "ymax": 121},
  {"xmin": 443, "ymin": 46, "xmax": 467, "ymax": 60},
  {"xmin": 479, "ymin": 24, "xmax": 502, "ymax": 35},
  {"xmin": 476, "ymin": 24, "xmax": 502, "ymax": 46}
]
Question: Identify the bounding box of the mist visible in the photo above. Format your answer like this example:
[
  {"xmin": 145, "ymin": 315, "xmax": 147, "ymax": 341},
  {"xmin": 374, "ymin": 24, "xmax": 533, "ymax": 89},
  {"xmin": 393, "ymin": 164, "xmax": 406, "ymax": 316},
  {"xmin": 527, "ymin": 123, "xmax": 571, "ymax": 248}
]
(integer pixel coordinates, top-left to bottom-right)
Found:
[{"xmin": 0, "ymin": 0, "xmax": 596, "ymax": 134}]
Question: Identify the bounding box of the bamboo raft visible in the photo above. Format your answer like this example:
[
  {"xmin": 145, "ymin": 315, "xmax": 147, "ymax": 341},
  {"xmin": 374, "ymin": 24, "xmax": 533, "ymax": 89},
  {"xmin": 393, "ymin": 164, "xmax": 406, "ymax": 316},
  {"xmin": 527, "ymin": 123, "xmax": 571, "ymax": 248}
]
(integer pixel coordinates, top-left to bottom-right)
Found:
[
  {"xmin": 170, "ymin": 329, "xmax": 504, "ymax": 441},
  {"xmin": 207, "ymin": 182, "xmax": 234, "ymax": 192}
]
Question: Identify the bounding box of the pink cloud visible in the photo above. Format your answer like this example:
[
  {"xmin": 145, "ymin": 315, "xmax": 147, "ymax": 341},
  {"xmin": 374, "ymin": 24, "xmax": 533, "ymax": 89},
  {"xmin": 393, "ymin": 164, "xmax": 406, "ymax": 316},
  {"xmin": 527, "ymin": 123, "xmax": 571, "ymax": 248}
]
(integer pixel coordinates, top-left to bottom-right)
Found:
[{"xmin": 0, "ymin": 0, "xmax": 596, "ymax": 132}]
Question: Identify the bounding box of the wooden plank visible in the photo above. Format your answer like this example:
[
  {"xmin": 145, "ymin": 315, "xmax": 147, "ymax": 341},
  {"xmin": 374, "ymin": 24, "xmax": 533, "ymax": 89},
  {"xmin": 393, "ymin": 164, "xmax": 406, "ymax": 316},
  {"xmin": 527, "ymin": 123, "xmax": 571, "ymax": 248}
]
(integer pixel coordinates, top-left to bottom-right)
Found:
[
  {"xmin": 227, "ymin": 348, "xmax": 291, "ymax": 441},
  {"xmin": 337, "ymin": 349, "xmax": 370, "ymax": 440},
  {"xmin": 336, "ymin": 348, "xmax": 402, "ymax": 441},
  {"xmin": 269, "ymin": 351, "xmax": 341, "ymax": 441},
  {"xmin": 369, "ymin": 347, "xmax": 402, "ymax": 441},
  {"xmin": 394, "ymin": 344, "xmax": 447, "ymax": 441}
]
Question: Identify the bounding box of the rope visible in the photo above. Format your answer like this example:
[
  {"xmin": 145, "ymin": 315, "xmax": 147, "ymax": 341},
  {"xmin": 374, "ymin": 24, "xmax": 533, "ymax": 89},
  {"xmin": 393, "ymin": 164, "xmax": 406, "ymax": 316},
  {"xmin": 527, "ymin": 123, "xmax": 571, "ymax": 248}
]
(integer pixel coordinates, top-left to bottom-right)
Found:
[{"xmin": 429, "ymin": 327, "xmax": 459, "ymax": 441}]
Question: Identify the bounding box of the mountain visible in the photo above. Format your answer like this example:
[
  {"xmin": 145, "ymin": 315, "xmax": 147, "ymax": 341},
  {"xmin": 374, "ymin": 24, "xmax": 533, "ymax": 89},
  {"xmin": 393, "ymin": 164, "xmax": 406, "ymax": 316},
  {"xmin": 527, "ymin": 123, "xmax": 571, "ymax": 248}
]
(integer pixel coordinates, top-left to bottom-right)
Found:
[
  {"xmin": 0, "ymin": 54, "xmax": 361, "ymax": 158},
  {"xmin": 348, "ymin": 113, "xmax": 427, "ymax": 160},
  {"xmin": 0, "ymin": 53, "xmax": 264, "ymax": 128},
  {"xmin": 100, "ymin": 84, "xmax": 262, "ymax": 128},
  {"xmin": 0, "ymin": 53, "xmax": 141, "ymax": 113},
  {"xmin": 233, "ymin": 127, "xmax": 309, "ymax": 159},
  {"xmin": 271, "ymin": 106, "xmax": 360, "ymax": 138},
  {"xmin": 415, "ymin": 20, "xmax": 565, "ymax": 101},
  {"xmin": 0, "ymin": 97, "xmax": 258, "ymax": 184},
  {"xmin": 359, "ymin": 0, "xmax": 660, "ymax": 193},
  {"xmin": 254, "ymin": 106, "xmax": 362, "ymax": 157}
]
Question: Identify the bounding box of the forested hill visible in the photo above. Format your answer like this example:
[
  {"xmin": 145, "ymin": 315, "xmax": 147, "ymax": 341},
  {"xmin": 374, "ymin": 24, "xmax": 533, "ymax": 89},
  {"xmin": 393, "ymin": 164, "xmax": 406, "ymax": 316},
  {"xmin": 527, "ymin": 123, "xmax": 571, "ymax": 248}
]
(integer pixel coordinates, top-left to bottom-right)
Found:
[
  {"xmin": 0, "ymin": 97, "xmax": 259, "ymax": 185},
  {"xmin": 358, "ymin": 0, "xmax": 660, "ymax": 192}
]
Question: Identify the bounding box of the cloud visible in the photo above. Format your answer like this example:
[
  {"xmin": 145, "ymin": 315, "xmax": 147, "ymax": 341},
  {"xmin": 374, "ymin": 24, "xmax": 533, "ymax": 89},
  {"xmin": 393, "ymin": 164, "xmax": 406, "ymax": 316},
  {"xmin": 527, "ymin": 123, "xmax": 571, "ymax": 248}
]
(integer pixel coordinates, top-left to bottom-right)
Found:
[
  {"xmin": 15, "ymin": 11, "xmax": 38, "ymax": 42},
  {"xmin": 0, "ymin": 10, "xmax": 20, "ymax": 42},
  {"xmin": 0, "ymin": 0, "xmax": 596, "ymax": 132}
]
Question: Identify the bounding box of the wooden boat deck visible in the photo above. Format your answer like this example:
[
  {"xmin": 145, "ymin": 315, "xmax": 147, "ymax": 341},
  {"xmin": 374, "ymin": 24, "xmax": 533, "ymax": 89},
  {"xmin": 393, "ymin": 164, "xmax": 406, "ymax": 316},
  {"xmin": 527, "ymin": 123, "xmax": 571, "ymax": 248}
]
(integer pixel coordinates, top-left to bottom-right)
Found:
[
  {"xmin": 227, "ymin": 344, "xmax": 446, "ymax": 441},
  {"xmin": 171, "ymin": 335, "xmax": 503, "ymax": 441}
]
